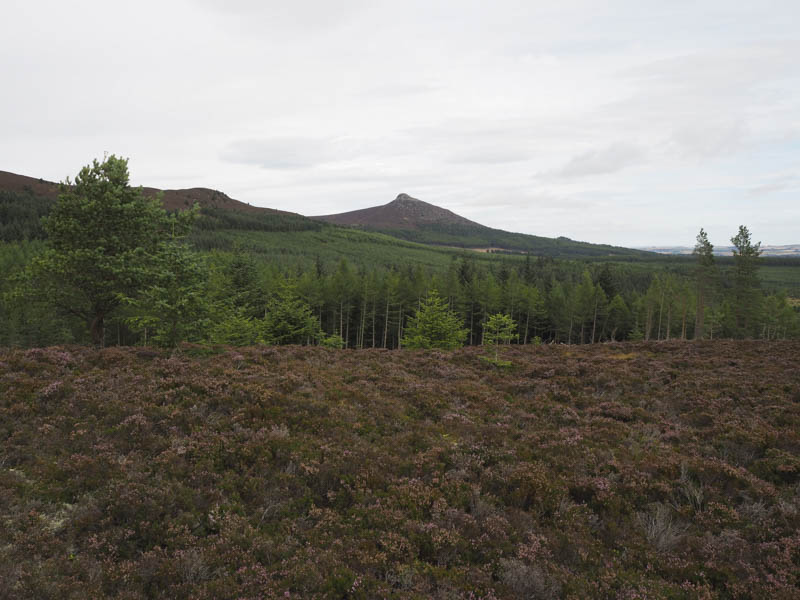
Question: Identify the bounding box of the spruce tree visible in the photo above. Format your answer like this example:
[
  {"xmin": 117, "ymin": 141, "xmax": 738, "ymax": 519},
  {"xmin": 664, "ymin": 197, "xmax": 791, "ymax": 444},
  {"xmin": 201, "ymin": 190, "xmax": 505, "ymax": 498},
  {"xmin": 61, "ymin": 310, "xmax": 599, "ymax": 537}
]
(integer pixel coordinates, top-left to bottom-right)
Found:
[{"xmin": 402, "ymin": 289, "xmax": 468, "ymax": 350}]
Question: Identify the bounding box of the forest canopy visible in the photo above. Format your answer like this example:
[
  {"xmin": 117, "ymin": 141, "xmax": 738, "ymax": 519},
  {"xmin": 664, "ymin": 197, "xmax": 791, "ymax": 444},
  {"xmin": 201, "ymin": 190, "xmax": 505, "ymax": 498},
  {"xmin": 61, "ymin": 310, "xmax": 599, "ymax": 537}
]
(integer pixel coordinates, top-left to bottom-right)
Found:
[{"xmin": 0, "ymin": 156, "xmax": 798, "ymax": 348}]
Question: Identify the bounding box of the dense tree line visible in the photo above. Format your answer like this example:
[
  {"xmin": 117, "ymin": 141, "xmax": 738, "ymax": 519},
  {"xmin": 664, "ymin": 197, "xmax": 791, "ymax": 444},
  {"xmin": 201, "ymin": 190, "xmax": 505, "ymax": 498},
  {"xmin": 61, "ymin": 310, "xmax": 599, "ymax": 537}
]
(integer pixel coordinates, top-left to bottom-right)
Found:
[
  {"xmin": 0, "ymin": 156, "xmax": 798, "ymax": 348},
  {"xmin": 3, "ymin": 242, "xmax": 797, "ymax": 349}
]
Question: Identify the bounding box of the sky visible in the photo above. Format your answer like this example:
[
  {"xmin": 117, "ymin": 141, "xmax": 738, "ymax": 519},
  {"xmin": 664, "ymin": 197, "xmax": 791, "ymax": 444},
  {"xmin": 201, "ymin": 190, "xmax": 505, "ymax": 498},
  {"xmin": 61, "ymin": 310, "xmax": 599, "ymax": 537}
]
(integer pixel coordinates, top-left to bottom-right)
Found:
[{"xmin": 2, "ymin": 0, "xmax": 799, "ymax": 247}]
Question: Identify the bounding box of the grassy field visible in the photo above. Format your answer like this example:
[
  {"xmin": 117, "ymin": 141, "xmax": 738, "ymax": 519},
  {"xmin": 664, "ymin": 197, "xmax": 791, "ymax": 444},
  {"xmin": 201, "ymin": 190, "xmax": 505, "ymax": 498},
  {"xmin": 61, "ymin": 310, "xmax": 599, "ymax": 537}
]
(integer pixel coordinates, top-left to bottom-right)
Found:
[{"xmin": 2, "ymin": 341, "xmax": 799, "ymax": 598}]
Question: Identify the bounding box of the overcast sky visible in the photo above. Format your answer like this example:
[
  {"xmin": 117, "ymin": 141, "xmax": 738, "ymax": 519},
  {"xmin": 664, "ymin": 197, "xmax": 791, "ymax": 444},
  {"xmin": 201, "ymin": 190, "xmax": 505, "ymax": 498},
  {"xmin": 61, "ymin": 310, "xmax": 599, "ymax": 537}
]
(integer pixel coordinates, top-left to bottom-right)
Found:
[{"xmin": 2, "ymin": 1, "xmax": 799, "ymax": 246}]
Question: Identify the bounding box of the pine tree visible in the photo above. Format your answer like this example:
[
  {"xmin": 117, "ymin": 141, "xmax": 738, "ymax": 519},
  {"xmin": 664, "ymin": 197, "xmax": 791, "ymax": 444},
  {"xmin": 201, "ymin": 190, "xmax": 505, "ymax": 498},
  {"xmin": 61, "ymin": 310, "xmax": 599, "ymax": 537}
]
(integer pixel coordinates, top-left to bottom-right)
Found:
[
  {"xmin": 693, "ymin": 228, "xmax": 716, "ymax": 340},
  {"xmin": 730, "ymin": 225, "xmax": 762, "ymax": 337},
  {"xmin": 122, "ymin": 244, "xmax": 209, "ymax": 347},
  {"xmin": 25, "ymin": 155, "xmax": 196, "ymax": 345}
]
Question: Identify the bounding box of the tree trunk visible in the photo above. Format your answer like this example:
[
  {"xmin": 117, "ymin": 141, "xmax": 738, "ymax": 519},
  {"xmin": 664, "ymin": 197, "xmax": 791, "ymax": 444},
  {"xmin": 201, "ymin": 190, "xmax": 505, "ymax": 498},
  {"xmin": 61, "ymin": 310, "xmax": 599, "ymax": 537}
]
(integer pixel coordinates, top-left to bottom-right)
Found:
[
  {"xmin": 358, "ymin": 297, "xmax": 366, "ymax": 349},
  {"xmin": 397, "ymin": 304, "xmax": 403, "ymax": 349},
  {"xmin": 90, "ymin": 313, "xmax": 105, "ymax": 347},
  {"xmin": 383, "ymin": 298, "xmax": 390, "ymax": 349},
  {"xmin": 524, "ymin": 308, "xmax": 530, "ymax": 345},
  {"xmin": 469, "ymin": 303, "xmax": 474, "ymax": 345},
  {"xmin": 666, "ymin": 303, "xmax": 672, "ymax": 341},
  {"xmin": 681, "ymin": 297, "xmax": 688, "ymax": 340},
  {"xmin": 695, "ymin": 287, "xmax": 705, "ymax": 340},
  {"xmin": 345, "ymin": 305, "xmax": 350, "ymax": 349}
]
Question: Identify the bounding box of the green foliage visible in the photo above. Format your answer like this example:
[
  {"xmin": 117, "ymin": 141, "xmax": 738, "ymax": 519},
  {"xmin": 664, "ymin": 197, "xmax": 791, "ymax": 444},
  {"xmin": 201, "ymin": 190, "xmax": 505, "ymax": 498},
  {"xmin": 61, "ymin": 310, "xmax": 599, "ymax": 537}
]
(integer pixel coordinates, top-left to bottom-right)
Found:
[
  {"xmin": 0, "ymin": 189, "xmax": 54, "ymax": 241},
  {"xmin": 320, "ymin": 333, "xmax": 345, "ymax": 348},
  {"xmin": 693, "ymin": 228, "xmax": 717, "ymax": 340},
  {"xmin": 23, "ymin": 155, "xmax": 197, "ymax": 345},
  {"xmin": 122, "ymin": 244, "xmax": 210, "ymax": 347},
  {"xmin": 194, "ymin": 205, "xmax": 322, "ymax": 233},
  {"xmin": 483, "ymin": 313, "xmax": 518, "ymax": 364},
  {"xmin": 730, "ymin": 225, "xmax": 763, "ymax": 337},
  {"xmin": 484, "ymin": 313, "xmax": 518, "ymax": 346},
  {"xmin": 606, "ymin": 294, "xmax": 632, "ymax": 341},
  {"xmin": 208, "ymin": 307, "xmax": 261, "ymax": 346},
  {"xmin": 260, "ymin": 281, "xmax": 322, "ymax": 345},
  {"xmin": 2, "ymin": 172, "xmax": 800, "ymax": 350},
  {"xmin": 402, "ymin": 289, "xmax": 468, "ymax": 350},
  {"xmin": 372, "ymin": 222, "xmax": 651, "ymax": 258}
]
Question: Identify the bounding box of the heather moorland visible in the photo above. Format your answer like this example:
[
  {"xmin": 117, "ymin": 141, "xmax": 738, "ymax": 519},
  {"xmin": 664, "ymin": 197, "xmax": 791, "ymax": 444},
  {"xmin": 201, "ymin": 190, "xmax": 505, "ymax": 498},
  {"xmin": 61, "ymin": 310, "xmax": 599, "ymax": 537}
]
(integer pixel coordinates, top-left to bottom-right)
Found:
[{"xmin": 2, "ymin": 341, "xmax": 799, "ymax": 599}]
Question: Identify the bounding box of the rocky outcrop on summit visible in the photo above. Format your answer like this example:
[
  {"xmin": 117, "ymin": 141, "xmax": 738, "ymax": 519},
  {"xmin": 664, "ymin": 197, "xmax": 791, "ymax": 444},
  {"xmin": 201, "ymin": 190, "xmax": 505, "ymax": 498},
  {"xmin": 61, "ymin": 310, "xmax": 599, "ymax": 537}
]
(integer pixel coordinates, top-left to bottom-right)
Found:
[{"xmin": 313, "ymin": 193, "xmax": 481, "ymax": 230}]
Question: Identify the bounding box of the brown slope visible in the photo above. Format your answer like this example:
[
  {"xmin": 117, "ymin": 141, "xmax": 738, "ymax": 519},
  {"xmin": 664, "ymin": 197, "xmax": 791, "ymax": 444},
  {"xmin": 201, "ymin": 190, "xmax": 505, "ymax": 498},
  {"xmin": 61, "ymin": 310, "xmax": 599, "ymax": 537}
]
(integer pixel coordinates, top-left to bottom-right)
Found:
[
  {"xmin": 313, "ymin": 193, "xmax": 482, "ymax": 230},
  {"xmin": 0, "ymin": 169, "xmax": 290, "ymax": 215},
  {"xmin": 0, "ymin": 170, "xmax": 60, "ymax": 199}
]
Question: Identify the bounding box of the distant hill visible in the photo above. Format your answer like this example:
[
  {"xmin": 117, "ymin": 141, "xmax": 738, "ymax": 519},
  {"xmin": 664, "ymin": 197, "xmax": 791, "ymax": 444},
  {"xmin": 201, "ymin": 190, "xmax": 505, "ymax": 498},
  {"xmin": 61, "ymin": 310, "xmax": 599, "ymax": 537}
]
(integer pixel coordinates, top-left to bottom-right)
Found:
[
  {"xmin": 314, "ymin": 193, "xmax": 481, "ymax": 229},
  {"xmin": 314, "ymin": 193, "xmax": 652, "ymax": 258},
  {"xmin": 641, "ymin": 244, "xmax": 800, "ymax": 257},
  {"xmin": 0, "ymin": 169, "xmax": 288, "ymax": 216},
  {"xmin": 0, "ymin": 169, "xmax": 321, "ymax": 243}
]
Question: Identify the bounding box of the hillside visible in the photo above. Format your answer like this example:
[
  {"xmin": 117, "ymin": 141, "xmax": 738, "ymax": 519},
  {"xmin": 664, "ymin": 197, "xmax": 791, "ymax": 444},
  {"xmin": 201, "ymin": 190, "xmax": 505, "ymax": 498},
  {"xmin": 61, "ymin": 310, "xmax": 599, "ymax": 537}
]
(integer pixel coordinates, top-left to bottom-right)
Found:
[
  {"xmin": 0, "ymin": 169, "xmax": 322, "ymax": 243},
  {"xmin": 314, "ymin": 193, "xmax": 481, "ymax": 229},
  {"xmin": 0, "ymin": 170, "xmax": 644, "ymax": 266},
  {"xmin": 2, "ymin": 341, "xmax": 799, "ymax": 598},
  {"xmin": 314, "ymin": 193, "xmax": 653, "ymax": 258},
  {"xmin": 0, "ymin": 169, "xmax": 285, "ymax": 215}
]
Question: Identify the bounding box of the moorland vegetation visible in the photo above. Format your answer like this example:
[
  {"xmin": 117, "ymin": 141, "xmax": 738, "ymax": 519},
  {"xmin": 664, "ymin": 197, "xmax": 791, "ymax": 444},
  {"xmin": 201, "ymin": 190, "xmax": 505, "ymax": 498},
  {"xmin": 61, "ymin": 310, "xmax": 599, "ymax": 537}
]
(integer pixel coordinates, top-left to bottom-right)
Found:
[{"xmin": 1, "ymin": 341, "xmax": 799, "ymax": 598}]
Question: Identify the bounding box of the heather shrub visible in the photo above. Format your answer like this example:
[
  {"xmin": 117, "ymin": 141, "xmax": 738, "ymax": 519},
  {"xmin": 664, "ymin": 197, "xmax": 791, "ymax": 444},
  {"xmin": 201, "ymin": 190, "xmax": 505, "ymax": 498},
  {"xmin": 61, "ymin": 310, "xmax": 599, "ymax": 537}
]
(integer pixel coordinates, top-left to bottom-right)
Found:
[{"xmin": 1, "ymin": 341, "xmax": 798, "ymax": 598}]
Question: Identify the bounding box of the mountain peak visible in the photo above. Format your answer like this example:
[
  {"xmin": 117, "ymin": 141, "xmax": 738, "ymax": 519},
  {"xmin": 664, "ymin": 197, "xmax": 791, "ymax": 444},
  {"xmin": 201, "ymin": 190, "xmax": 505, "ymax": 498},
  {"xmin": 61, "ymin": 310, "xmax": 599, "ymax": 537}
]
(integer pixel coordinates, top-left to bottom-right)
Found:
[{"xmin": 313, "ymin": 194, "xmax": 480, "ymax": 230}]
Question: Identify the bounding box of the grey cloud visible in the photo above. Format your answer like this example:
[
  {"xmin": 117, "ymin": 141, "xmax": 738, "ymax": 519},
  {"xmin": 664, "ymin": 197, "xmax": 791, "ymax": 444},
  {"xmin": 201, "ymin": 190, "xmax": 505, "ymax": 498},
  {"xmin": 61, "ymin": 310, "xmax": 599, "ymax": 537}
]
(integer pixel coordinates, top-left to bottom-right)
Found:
[
  {"xmin": 360, "ymin": 83, "xmax": 440, "ymax": 98},
  {"xmin": 625, "ymin": 42, "xmax": 800, "ymax": 93},
  {"xmin": 669, "ymin": 121, "xmax": 747, "ymax": 159},
  {"xmin": 748, "ymin": 175, "xmax": 799, "ymax": 196},
  {"xmin": 548, "ymin": 143, "xmax": 647, "ymax": 178},
  {"xmin": 191, "ymin": 0, "xmax": 370, "ymax": 31},
  {"xmin": 221, "ymin": 137, "xmax": 356, "ymax": 169},
  {"xmin": 446, "ymin": 148, "xmax": 531, "ymax": 165}
]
